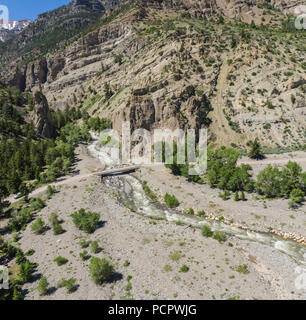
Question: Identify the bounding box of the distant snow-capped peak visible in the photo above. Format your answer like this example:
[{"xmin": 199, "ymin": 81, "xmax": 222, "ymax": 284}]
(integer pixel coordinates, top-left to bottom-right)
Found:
[{"xmin": 0, "ymin": 19, "xmax": 31, "ymax": 31}]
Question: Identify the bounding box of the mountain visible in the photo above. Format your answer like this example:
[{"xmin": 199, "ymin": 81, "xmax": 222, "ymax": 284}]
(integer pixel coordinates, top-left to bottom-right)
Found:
[
  {"xmin": 0, "ymin": 0, "xmax": 122, "ymax": 67},
  {"xmin": 0, "ymin": 20, "xmax": 31, "ymax": 42},
  {"xmin": 0, "ymin": 0, "xmax": 305, "ymax": 151}
]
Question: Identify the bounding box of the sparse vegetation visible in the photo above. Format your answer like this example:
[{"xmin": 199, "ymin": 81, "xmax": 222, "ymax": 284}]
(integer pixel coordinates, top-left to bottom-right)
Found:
[{"xmin": 71, "ymin": 208, "xmax": 100, "ymax": 233}]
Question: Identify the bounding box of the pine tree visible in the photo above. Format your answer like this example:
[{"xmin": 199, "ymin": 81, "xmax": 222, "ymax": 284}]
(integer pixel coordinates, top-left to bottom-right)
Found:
[
  {"xmin": 234, "ymin": 191, "xmax": 239, "ymax": 201},
  {"xmin": 248, "ymin": 139, "xmax": 264, "ymax": 160}
]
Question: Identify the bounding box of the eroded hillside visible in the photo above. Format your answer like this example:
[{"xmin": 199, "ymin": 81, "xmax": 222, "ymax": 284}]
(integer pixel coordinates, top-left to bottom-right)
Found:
[{"xmin": 1, "ymin": 0, "xmax": 305, "ymax": 150}]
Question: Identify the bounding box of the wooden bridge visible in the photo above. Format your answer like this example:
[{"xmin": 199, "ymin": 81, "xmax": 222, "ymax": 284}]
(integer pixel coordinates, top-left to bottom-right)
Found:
[{"xmin": 94, "ymin": 165, "xmax": 141, "ymax": 179}]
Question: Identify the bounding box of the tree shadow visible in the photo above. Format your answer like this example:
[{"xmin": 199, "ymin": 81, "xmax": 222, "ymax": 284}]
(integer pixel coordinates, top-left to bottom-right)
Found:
[
  {"xmin": 97, "ymin": 220, "xmax": 107, "ymax": 230},
  {"xmin": 47, "ymin": 286, "xmax": 57, "ymax": 295},
  {"xmin": 29, "ymin": 272, "xmax": 42, "ymax": 284},
  {"xmin": 108, "ymin": 272, "xmax": 123, "ymax": 284}
]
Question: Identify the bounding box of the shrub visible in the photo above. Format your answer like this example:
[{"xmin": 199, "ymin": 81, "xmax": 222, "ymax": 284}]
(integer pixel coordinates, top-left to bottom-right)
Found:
[
  {"xmin": 141, "ymin": 181, "xmax": 157, "ymax": 201},
  {"xmin": 187, "ymin": 208, "xmax": 194, "ymax": 215},
  {"xmin": 29, "ymin": 198, "xmax": 45, "ymax": 211},
  {"xmin": 164, "ymin": 193, "xmax": 180, "ymax": 208},
  {"xmin": 80, "ymin": 250, "xmax": 91, "ymax": 261},
  {"xmin": 180, "ymin": 264, "xmax": 189, "ymax": 273},
  {"xmin": 201, "ymin": 225, "xmax": 213, "ymax": 237},
  {"xmin": 289, "ymin": 189, "xmax": 304, "ymax": 207},
  {"xmin": 57, "ymin": 278, "xmax": 77, "ymax": 294},
  {"xmin": 89, "ymin": 257, "xmax": 114, "ymax": 285},
  {"xmin": 240, "ymin": 191, "xmax": 246, "ymax": 201},
  {"xmin": 236, "ymin": 264, "xmax": 250, "ymax": 274},
  {"xmin": 213, "ymin": 231, "xmax": 227, "ymax": 243},
  {"xmin": 234, "ymin": 191, "xmax": 239, "ymax": 201},
  {"xmin": 37, "ymin": 276, "xmax": 49, "ymax": 296},
  {"xmin": 49, "ymin": 212, "xmax": 60, "ymax": 225},
  {"xmin": 18, "ymin": 260, "xmax": 34, "ymax": 283},
  {"xmin": 198, "ymin": 210, "xmax": 206, "ymax": 217},
  {"xmin": 256, "ymin": 165, "xmax": 282, "ymax": 198},
  {"xmin": 25, "ymin": 249, "xmax": 35, "ymax": 256},
  {"xmin": 46, "ymin": 185, "xmax": 55, "ymax": 199},
  {"xmin": 79, "ymin": 239, "xmax": 91, "ymax": 248},
  {"xmin": 53, "ymin": 222, "xmax": 64, "ymax": 235},
  {"xmin": 248, "ymin": 139, "xmax": 264, "ymax": 159},
  {"xmin": 54, "ymin": 256, "xmax": 68, "ymax": 266},
  {"xmin": 30, "ymin": 218, "xmax": 45, "ymax": 235},
  {"xmin": 8, "ymin": 208, "xmax": 33, "ymax": 232},
  {"xmin": 71, "ymin": 209, "xmax": 100, "ymax": 233},
  {"xmin": 90, "ymin": 241, "xmax": 99, "ymax": 254},
  {"xmin": 12, "ymin": 287, "xmax": 23, "ymax": 300},
  {"xmin": 123, "ymin": 260, "xmax": 130, "ymax": 267},
  {"xmin": 219, "ymin": 190, "xmax": 231, "ymax": 200}
]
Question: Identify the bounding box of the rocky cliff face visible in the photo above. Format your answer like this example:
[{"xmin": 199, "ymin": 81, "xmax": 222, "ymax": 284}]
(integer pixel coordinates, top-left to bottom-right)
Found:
[
  {"xmin": 31, "ymin": 91, "xmax": 55, "ymax": 139},
  {"xmin": 1, "ymin": 0, "xmax": 305, "ymax": 149}
]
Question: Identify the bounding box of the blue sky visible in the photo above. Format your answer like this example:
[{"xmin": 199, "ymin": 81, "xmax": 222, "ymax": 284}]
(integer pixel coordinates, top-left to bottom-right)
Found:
[{"xmin": 1, "ymin": 0, "xmax": 70, "ymax": 21}]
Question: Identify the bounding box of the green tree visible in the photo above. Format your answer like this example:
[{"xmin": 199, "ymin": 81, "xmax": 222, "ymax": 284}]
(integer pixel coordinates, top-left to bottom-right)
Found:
[
  {"xmin": 89, "ymin": 257, "xmax": 114, "ymax": 285},
  {"xmin": 164, "ymin": 193, "xmax": 180, "ymax": 208},
  {"xmin": 91, "ymin": 240, "xmax": 99, "ymax": 254},
  {"xmin": 71, "ymin": 208, "xmax": 100, "ymax": 233},
  {"xmin": 18, "ymin": 260, "xmax": 34, "ymax": 283},
  {"xmin": 234, "ymin": 191, "xmax": 239, "ymax": 201},
  {"xmin": 201, "ymin": 225, "xmax": 213, "ymax": 237},
  {"xmin": 281, "ymin": 161, "xmax": 303, "ymax": 195},
  {"xmin": 256, "ymin": 165, "xmax": 282, "ymax": 198},
  {"xmin": 37, "ymin": 277, "xmax": 49, "ymax": 296},
  {"xmin": 31, "ymin": 218, "xmax": 45, "ymax": 235},
  {"xmin": 248, "ymin": 139, "xmax": 264, "ymax": 160},
  {"xmin": 289, "ymin": 189, "xmax": 304, "ymax": 207}
]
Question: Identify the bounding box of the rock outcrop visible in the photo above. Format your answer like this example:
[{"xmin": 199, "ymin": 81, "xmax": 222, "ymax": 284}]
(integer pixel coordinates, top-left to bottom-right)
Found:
[{"xmin": 31, "ymin": 91, "xmax": 55, "ymax": 139}]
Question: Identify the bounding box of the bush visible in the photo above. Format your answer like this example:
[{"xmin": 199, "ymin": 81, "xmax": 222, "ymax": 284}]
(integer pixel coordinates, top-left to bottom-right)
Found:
[
  {"xmin": 201, "ymin": 225, "xmax": 213, "ymax": 237},
  {"xmin": 80, "ymin": 250, "xmax": 91, "ymax": 261},
  {"xmin": 89, "ymin": 257, "xmax": 114, "ymax": 285},
  {"xmin": 79, "ymin": 239, "xmax": 91, "ymax": 248},
  {"xmin": 30, "ymin": 218, "xmax": 45, "ymax": 235},
  {"xmin": 37, "ymin": 277, "xmax": 49, "ymax": 296},
  {"xmin": 213, "ymin": 231, "xmax": 227, "ymax": 243},
  {"xmin": 187, "ymin": 208, "xmax": 194, "ymax": 215},
  {"xmin": 198, "ymin": 210, "xmax": 206, "ymax": 217},
  {"xmin": 8, "ymin": 208, "xmax": 33, "ymax": 232},
  {"xmin": 180, "ymin": 264, "xmax": 189, "ymax": 273},
  {"xmin": 57, "ymin": 278, "xmax": 77, "ymax": 294},
  {"xmin": 25, "ymin": 249, "xmax": 35, "ymax": 256},
  {"xmin": 248, "ymin": 139, "xmax": 264, "ymax": 159},
  {"xmin": 289, "ymin": 189, "xmax": 304, "ymax": 207},
  {"xmin": 164, "ymin": 193, "xmax": 180, "ymax": 208},
  {"xmin": 71, "ymin": 208, "xmax": 100, "ymax": 233},
  {"xmin": 18, "ymin": 260, "xmax": 34, "ymax": 283},
  {"xmin": 234, "ymin": 191, "xmax": 239, "ymax": 201},
  {"xmin": 90, "ymin": 241, "xmax": 99, "ymax": 254},
  {"xmin": 240, "ymin": 191, "xmax": 246, "ymax": 201},
  {"xmin": 49, "ymin": 212, "xmax": 60, "ymax": 225},
  {"xmin": 53, "ymin": 222, "xmax": 64, "ymax": 235},
  {"xmin": 256, "ymin": 165, "xmax": 282, "ymax": 198},
  {"xmin": 219, "ymin": 190, "xmax": 231, "ymax": 201},
  {"xmin": 236, "ymin": 264, "xmax": 250, "ymax": 274},
  {"xmin": 12, "ymin": 287, "xmax": 23, "ymax": 300},
  {"xmin": 54, "ymin": 256, "xmax": 68, "ymax": 266},
  {"xmin": 46, "ymin": 185, "xmax": 55, "ymax": 199},
  {"xmin": 29, "ymin": 198, "xmax": 45, "ymax": 211}
]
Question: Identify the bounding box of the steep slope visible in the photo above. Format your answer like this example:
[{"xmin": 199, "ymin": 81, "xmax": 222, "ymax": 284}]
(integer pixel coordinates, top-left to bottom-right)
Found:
[
  {"xmin": 0, "ymin": 0, "xmax": 305, "ymax": 150},
  {"xmin": 0, "ymin": 0, "xmax": 123, "ymax": 70}
]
